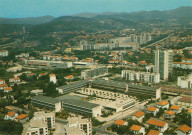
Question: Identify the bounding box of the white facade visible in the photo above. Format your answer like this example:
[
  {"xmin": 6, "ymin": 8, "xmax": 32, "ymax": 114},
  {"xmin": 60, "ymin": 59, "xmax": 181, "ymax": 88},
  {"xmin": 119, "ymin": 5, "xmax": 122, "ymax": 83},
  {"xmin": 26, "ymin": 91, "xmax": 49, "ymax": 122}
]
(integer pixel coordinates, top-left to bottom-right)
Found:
[
  {"xmin": 67, "ymin": 117, "xmax": 92, "ymax": 135},
  {"xmin": 154, "ymin": 50, "xmax": 173, "ymax": 80},
  {"xmin": 49, "ymin": 74, "xmax": 57, "ymax": 84},
  {"xmin": 0, "ymin": 50, "xmax": 8, "ymax": 57},
  {"xmin": 122, "ymin": 70, "xmax": 160, "ymax": 83},
  {"xmin": 177, "ymin": 74, "xmax": 192, "ymax": 89},
  {"xmin": 173, "ymin": 62, "xmax": 192, "ymax": 70}
]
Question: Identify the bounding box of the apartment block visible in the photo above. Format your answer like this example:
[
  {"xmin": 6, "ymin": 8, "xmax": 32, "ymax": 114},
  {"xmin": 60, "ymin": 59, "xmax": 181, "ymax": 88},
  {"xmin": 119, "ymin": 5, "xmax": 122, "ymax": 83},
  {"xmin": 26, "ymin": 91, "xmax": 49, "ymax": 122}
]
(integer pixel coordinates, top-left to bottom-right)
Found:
[
  {"xmin": 154, "ymin": 50, "xmax": 173, "ymax": 80},
  {"xmin": 177, "ymin": 74, "xmax": 192, "ymax": 89},
  {"xmin": 81, "ymin": 66, "xmax": 108, "ymax": 80},
  {"xmin": 122, "ymin": 70, "xmax": 160, "ymax": 83}
]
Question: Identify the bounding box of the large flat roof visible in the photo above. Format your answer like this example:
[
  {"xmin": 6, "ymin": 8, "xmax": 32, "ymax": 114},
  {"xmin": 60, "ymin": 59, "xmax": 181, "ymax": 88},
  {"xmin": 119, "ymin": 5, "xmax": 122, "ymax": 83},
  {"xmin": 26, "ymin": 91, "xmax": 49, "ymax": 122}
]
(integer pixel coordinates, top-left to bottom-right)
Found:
[
  {"xmin": 92, "ymin": 79, "xmax": 127, "ymax": 88},
  {"xmin": 62, "ymin": 98, "xmax": 99, "ymax": 109},
  {"xmin": 57, "ymin": 80, "xmax": 89, "ymax": 90},
  {"xmin": 31, "ymin": 95, "xmax": 60, "ymax": 104}
]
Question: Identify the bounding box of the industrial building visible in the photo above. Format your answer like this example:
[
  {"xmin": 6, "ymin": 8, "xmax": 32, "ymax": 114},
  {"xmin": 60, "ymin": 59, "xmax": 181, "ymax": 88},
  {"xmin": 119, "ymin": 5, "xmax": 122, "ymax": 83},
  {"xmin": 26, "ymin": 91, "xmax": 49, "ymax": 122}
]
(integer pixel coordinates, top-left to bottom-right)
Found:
[
  {"xmin": 122, "ymin": 70, "xmax": 160, "ymax": 83},
  {"xmin": 154, "ymin": 50, "xmax": 173, "ymax": 80},
  {"xmin": 31, "ymin": 95, "xmax": 61, "ymax": 112},
  {"xmin": 91, "ymin": 79, "xmax": 161, "ymax": 99},
  {"xmin": 81, "ymin": 66, "xmax": 108, "ymax": 80},
  {"xmin": 24, "ymin": 59, "xmax": 73, "ymax": 69},
  {"xmin": 56, "ymin": 80, "xmax": 89, "ymax": 94}
]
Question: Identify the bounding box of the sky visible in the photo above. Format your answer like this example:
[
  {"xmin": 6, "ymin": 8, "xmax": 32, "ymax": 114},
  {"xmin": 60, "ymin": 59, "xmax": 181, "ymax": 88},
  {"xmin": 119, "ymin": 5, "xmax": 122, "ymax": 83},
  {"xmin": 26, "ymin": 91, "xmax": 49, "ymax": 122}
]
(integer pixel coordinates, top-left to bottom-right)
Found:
[{"xmin": 0, "ymin": 0, "xmax": 191, "ymax": 18}]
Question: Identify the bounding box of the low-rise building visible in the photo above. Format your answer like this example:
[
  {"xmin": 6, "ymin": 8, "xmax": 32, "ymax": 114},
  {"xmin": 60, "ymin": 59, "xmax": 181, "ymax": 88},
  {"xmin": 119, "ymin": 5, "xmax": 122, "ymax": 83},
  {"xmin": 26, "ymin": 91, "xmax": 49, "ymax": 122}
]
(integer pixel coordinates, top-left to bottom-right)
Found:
[
  {"xmin": 148, "ymin": 129, "xmax": 163, "ymax": 135},
  {"xmin": 65, "ymin": 75, "xmax": 74, "ymax": 80},
  {"xmin": 114, "ymin": 119, "xmax": 128, "ymax": 126},
  {"xmin": 147, "ymin": 106, "xmax": 159, "ymax": 116},
  {"xmin": 0, "ymin": 50, "xmax": 8, "ymax": 57},
  {"xmin": 15, "ymin": 114, "xmax": 29, "ymax": 124},
  {"xmin": 4, "ymin": 87, "xmax": 13, "ymax": 92},
  {"xmin": 0, "ymin": 79, "xmax": 5, "ymax": 85},
  {"xmin": 0, "ymin": 83, "xmax": 8, "ymax": 90},
  {"xmin": 4, "ymin": 112, "xmax": 18, "ymax": 120},
  {"xmin": 156, "ymin": 101, "xmax": 169, "ymax": 109},
  {"xmin": 132, "ymin": 111, "xmax": 145, "ymax": 122},
  {"xmin": 31, "ymin": 95, "xmax": 61, "ymax": 112},
  {"xmin": 175, "ymin": 124, "xmax": 192, "ymax": 135},
  {"xmin": 176, "ymin": 96, "xmax": 192, "ymax": 108},
  {"xmin": 130, "ymin": 124, "xmax": 145, "ymax": 135},
  {"xmin": 170, "ymin": 105, "xmax": 182, "ymax": 114},
  {"xmin": 9, "ymin": 77, "xmax": 21, "ymax": 84},
  {"xmin": 164, "ymin": 110, "xmax": 175, "ymax": 119},
  {"xmin": 49, "ymin": 74, "xmax": 57, "ymax": 84},
  {"xmin": 146, "ymin": 119, "xmax": 168, "ymax": 132}
]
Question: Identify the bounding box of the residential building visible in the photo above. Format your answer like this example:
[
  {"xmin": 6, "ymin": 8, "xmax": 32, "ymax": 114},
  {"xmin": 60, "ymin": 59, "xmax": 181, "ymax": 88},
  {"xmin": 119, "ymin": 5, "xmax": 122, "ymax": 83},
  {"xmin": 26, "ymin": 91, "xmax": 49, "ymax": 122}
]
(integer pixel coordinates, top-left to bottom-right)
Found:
[
  {"xmin": 31, "ymin": 95, "xmax": 61, "ymax": 112},
  {"xmin": 30, "ymin": 89, "xmax": 43, "ymax": 95},
  {"xmin": 114, "ymin": 119, "xmax": 128, "ymax": 126},
  {"xmin": 130, "ymin": 124, "xmax": 145, "ymax": 135},
  {"xmin": 154, "ymin": 50, "xmax": 173, "ymax": 80},
  {"xmin": 173, "ymin": 62, "xmax": 192, "ymax": 70},
  {"xmin": 15, "ymin": 114, "xmax": 29, "ymax": 124},
  {"xmin": 9, "ymin": 77, "xmax": 21, "ymax": 84},
  {"xmin": 0, "ymin": 79, "xmax": 5, "ymax": 85},
  {"xmin": 66, "ymin": 117, "xmax": 92, "ymax": 135},
  {"xmin": 146, "ymin": 119, "xmax": 168, "ymax": 132},
  {"xmin": 122, "ymin": 70, "xmax": 160, "ymax": 83},
  {"xmin": 65, "ymin": 75, "xmax": 74, "ymax": 80},
  {"xmin": 0, "ymin": 83, "xmax": 8, "ymax": 90},
  {"xmin": 81, "ymin": 66, "xmax": 108, "ymax": 80},
  {"xmin": 147, "ymin": 106, "xmax": 159, "ymax": 116},
  {"xmin": 148, "ymin": 129, "xmax": 163, "ymax": 135},
  {"xmin": 176, "ymin": 96, "xmax": 192, "ymax": 108},
  {"xmin": 22, "ymin": 117, "xmax": 48, "ymax": 135},
  {"xmin": 164, "ymin": 111, "xmax": 175, "ymax": 119},
  {"xmin": 177, "ymin": 74, "xmax": 192, "ymax": 89},
  {"xmin": 132, "ymin": 111, "xmax": 145, "ymax": 122},
  {"xmin": 170, "ymin": 105, "xmax": 182, "ymax": 114},
  {"xmin": 49, "ymin": 74, "xmax": 57, "ymax": 84},
  {"xmin": 156, "ymin": 101, "xmax": 169, "ymax": 109},
  {"xmin": 175, "ymin": 124, "xmax": 192, "ymax": 135},
  {"xmin": 56, "ymin": 80, "xmax": 89, "ymax": 94},
  {"xmin": 4, "ymin": 112, "xmax": 18, "ymax": 120},
  {"xmin": 4, "ymin": 87, "xmax": 13, "ymax": 92},
  {"xmin": 0, "ymin": 50, "xmax": 8, "ymax": 57},
  {"xmin": 34, "ymin": 111, "xmax": 55, "ymax": 129}
]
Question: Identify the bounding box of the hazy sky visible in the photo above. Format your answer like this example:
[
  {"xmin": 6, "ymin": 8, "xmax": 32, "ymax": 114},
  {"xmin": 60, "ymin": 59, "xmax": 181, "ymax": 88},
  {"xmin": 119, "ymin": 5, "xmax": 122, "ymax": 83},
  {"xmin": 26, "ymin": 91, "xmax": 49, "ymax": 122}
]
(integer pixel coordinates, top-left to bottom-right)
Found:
[{"xmin": 0, "ymin": 0, "xmax": 191, "ymax": 18}]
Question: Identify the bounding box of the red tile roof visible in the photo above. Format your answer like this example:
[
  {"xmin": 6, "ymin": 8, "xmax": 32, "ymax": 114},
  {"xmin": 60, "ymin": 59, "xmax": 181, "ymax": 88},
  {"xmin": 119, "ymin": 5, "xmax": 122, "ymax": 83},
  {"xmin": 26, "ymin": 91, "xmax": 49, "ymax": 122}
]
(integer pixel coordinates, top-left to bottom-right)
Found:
[
  {"xmin": 130, "ymin": 124, "xmax": 142, "ymax": 131},
  {"xmin": 134, "ymin": 111, "xmax": 145, "ymax": 118},
  {"xmin": 165, "ymin": 111, "xmax": 175, "ymax": 115},
  {"xmin": 147, "ymin": 119, "xmax": 166, "ymax": 127},
  {"xmin": 157, "ymin": 101, "xmax": 169, "ymax": 106},
  {"xmin": 15, "ymin": 114, "xmax": 28, "ymax": 120},
  {"xmin": 147, "ymin": 106, "xmax": 157, "ymax": 112},
  {"xmin": 170, "ymin": 105, "xmax": 180, "ymax": 110},
  {"xmin": 176, "ymin": 125, "xmax": 191, "ymax": 133},
  {"xmin": 7, "ymin": 112, "xmax": 16, "ymax": 117},
  {"xmin": 148, "ymin": 129, "xmax": 160, "ymax": 135},
  {"xmin": 114, "ymin": 119, "xmax": 126, "ymax": 126}
]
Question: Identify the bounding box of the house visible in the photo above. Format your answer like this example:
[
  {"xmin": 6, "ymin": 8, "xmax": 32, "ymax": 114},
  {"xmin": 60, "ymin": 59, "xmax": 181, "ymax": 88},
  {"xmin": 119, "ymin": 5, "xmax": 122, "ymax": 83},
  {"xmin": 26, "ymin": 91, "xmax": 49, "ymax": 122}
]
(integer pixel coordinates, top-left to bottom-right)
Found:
[
  {"xmin": 15, "ymin": 114, "xmax": 29, "ymax": 124},
  {"xmin": 9, "ymin": 77, "xmax": 21, "ymax": 84},
  {"xmin": 49, "ymin": 74, "xmax": 57, "ymax": 84},
  {"xmin": 0, "ymin": 79, "xmax": 5, "ymax": 85},
  {"xmin": 130, "ymin": 124, "xmax": 145, "ymax": 135},
  {"xmin": 4, "ymin": 112, "xmax": 18, "ymax": 120},
  {"xmin": 0, "ymin": 83, "xmax": 8, "ymax": 90},
  {"xmin": 146, "ymin": 119, "xmax": 168, "ymax": 132},
  {"xmin": 157, "ymin": 101, "xmax": 169, "ymax": 109},
  {"xmin": 147, "ymin": 106, "xmax": 159, "ymax": 116},
  {"xmin": 65, "ymin": 75, "xmax": 74, "ymax": 80},
  {"xmin": 148, "ymin": 129, "xmax": 163, "ymax": 135},
  {"xmin": 175, "ymin": 124, "xmax": 192, "ymax": 135},
  {"xmin": 4, "ymin": 87, "xmax": 13, "ymax": 92},
  {"xmin": 114, "ymin": 119, "xmax": 128, "ymax": 126},
  {"xmin": 177, "ymin": 96, "xmax": 192, "ymax": 108},
  {"xmin": 188, "ymin": 109, "xmax": 192, "ymax": 115},
  {"xmin": 132, "ymin": 111, "xmax": 145, "ymax": 122},
  {"xmin": 170, "ymin": 105, "xmax": 182, "ymax": 114},
  {"xmin": 164, "ymin": 110, "xmax": 175, "ymax": 119}
]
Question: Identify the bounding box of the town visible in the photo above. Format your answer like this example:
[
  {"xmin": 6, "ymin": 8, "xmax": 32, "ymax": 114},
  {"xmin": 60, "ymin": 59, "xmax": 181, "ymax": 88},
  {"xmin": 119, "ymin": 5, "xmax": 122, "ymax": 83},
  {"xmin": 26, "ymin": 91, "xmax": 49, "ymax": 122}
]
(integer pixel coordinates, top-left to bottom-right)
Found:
[{"xmin": 0, "ymin": 4, "xmax": 192, "ymax": 135}]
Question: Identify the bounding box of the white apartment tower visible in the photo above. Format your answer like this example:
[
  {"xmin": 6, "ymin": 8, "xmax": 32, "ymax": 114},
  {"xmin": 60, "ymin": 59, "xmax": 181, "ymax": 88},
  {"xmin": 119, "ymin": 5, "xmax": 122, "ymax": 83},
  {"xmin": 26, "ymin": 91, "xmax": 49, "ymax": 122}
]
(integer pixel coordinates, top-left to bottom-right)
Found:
[{"xmin": 154, "ymin": 50, "xmax": 173, "ymax": 80}]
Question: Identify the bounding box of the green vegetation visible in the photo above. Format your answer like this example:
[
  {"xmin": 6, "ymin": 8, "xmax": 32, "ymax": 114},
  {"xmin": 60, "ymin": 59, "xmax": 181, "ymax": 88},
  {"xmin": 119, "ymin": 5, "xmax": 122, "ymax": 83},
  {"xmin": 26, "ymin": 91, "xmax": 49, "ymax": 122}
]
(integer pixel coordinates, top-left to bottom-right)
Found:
[{"xmin": 173, "ymin": 109, "xmax": 191, "ymax": 127}]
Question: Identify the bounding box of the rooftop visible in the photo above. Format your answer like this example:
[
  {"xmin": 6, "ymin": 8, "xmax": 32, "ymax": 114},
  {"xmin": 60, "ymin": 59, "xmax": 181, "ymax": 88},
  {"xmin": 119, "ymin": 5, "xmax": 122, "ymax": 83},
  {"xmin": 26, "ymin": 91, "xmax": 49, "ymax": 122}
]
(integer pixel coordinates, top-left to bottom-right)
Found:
[
  {"xmin": 176, "ymin": 125, "xmax": 191, "ymax": 133},
  {"xmin": 146, "ymin": 119, "xmax": 166, "ymax": 127},
  {"xmin": 130, "ymin": 124, "xmax": 143, "ymax": 131},
  {"xmin": 157, "ymin": 101, "xmax": 169, "ymax": 106},
  {"xmin": 147, "ymin": 106, "xmax": 157, "ymax": 112},
  {"xmin": 114, "ymin": 119, "xmax": 126, "ymax": 126},
  {"xmin": 170, "ymin": 105, "xmax": 180, "ymax": 110},
  {"xmin": 134, "ymin": 111, "xmax": 145, "ymax": 118},
  {"xmin": 31, "ymin": 95, "xmax": 60, "ymax": 105},
  {"xmin": 15, "ymin": 114, "xmax": 28, "ymax": 120},
  {"xmin": 178, "ymin": 96, "xmax": 192, "ymax": 103},
  {"xmin": 148, "ymin": 129, "xmax": 161, "ymax": 135}
]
